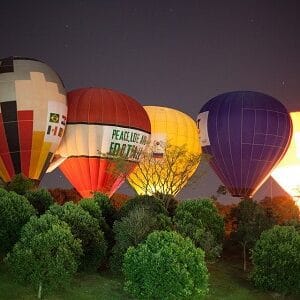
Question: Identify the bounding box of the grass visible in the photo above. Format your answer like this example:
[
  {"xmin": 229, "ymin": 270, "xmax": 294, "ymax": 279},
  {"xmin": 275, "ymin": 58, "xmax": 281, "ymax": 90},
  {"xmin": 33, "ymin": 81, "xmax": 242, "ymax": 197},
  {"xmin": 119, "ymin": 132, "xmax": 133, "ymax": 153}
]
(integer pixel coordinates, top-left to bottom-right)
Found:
[{"xmin": 0, "ymin": 258, "xmax": 298, "ymax": 300}]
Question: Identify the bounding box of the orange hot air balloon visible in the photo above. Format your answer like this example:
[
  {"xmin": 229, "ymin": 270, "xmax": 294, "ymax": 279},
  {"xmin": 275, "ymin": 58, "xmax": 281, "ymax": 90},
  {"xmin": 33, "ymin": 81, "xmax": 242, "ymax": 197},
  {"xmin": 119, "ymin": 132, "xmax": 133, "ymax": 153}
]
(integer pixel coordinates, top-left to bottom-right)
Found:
[
  {"xmin": 272, "ymin": 112, "xmax": 300, "ymax": 207},
  {"xmin": 0, "ymin": 56, "xmax": 67, "ymax": 182},
  {"xmin": 48, "ymin": 88, "xmax": 151, "ymax": 198}
]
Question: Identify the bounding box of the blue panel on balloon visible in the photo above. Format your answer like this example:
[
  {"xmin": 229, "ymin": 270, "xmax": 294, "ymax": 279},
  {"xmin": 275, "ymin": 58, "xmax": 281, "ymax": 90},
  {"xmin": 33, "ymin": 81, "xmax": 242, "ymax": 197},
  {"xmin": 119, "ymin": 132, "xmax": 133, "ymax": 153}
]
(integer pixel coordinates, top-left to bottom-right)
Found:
[{"xmin": 197, "ymin": 91, "xmax": 292, "ymax": 198}]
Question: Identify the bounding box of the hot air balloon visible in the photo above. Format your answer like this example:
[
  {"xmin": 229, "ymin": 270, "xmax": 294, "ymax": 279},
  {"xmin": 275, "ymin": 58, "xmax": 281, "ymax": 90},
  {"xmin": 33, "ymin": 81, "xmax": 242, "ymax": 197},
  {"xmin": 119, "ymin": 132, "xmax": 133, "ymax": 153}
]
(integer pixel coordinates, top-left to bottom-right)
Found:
[
  {"xmin": 197, "ymin": 91, "xmax": 292, "ymax": 198},
  {"xmin": 271, "ymin": 112, "xmax": 300, "ymax": 206},
  {"xmin": 0, "ymin": 56, "xmax": 67, "ymax": 183},
  {"xmin": 128, "ymin": 106, "xmax": 201, "ymax": 196},
  {"xmin": 48, "ymin": 88, "xmax": 151, "ymax": 198}
]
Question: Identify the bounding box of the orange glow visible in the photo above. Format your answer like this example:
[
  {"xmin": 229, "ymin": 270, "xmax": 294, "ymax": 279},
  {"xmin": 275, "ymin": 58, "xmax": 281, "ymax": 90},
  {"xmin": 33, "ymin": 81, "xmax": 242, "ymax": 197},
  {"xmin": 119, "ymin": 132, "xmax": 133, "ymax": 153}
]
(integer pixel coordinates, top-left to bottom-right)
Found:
[{"xmin": 271, "ymin": 112, "xmax": 300, "ymax": 207}]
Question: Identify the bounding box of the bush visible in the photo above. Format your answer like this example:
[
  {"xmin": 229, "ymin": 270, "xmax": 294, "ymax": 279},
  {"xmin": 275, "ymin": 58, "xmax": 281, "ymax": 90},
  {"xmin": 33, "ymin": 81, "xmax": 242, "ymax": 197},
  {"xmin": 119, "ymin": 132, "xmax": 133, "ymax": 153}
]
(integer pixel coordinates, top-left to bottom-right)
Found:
[
  {"xmin": 174, "ymin": 198, "xmax": 224, "ymax": 261},
  {"xmin": 118, "ymin": 195, "xmax": 167, "ymax": 219},
  {"xmin": 92, "ymin": 192, "xmax": 117, "ymax": 226},
  {"xmin": 6, "ymin": 173, "xmax": 35, "ymax": 195},
  {"xmin": 79, "ymin": 198, "xmax": 113, "ymax": 247},
  {"xmin": 123, "ymin": 230, "xmax": 209, "ymax": 299},
  {"xmin": 251, "ymin": 225, "xmax": 300, "ymax": 294},
  {"xmin": 5, "ymin": 214, "xmax": 82, "ymax": 298},
  {"xmin": 0, "ymin": 189, "xmax": 35, "ymax": 256},
  {"xmin": 154, "ymin": 193, "xmax": 179, "ymax": 217},
  {"xmin": 25, "ymin": 188, "xmax": 54, "ymax": 215},
  {"xmin": 47, "ymin": 202, "xmax": 107, "ymax": 270},
  {"xmin": 110, "ymin": 207, "xmax": 172, "ymax": 272}
]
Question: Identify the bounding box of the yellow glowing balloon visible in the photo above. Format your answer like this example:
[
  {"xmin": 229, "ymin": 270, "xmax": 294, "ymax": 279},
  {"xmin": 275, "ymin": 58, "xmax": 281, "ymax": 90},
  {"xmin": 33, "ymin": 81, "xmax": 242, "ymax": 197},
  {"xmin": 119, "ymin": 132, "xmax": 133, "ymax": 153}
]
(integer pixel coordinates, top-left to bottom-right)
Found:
[
  {"xmin": 271, "ymin": 112, "xmax": 300, "ymax": 207},
  {"xmin": 128, "ymin": 106, "xmax": 201, "ymax": 196}
]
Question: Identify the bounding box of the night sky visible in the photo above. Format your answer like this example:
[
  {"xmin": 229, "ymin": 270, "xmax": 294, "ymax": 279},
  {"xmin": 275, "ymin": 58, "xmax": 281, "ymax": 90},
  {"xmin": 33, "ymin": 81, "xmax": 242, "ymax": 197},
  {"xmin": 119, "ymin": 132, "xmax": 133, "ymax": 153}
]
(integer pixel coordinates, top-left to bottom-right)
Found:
[{"xmin": 1, "ymin": 0, "xmax": 300, "ymax": 202}]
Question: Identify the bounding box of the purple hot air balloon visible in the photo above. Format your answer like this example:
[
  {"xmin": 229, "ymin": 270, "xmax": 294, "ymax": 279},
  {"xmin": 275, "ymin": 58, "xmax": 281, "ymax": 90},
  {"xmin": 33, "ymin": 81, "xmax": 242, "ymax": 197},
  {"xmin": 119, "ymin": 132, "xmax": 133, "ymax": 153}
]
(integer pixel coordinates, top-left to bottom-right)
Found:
[{"xmin": 197, "ymin": 91, "xmax": 292, "ymax": 198}]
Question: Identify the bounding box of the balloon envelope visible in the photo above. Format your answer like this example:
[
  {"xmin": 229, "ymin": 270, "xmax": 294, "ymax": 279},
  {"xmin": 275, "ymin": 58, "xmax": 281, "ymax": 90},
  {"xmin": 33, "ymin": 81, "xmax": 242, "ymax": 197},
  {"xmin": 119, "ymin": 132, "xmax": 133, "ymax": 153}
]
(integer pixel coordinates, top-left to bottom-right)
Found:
[
  {"xmin": 197, "ymin": 91, "xmax": 292, "ymax": 198},
  {"xmin": 51, "ymin": 88, "xmax": 151, "ymax": 198},
  {"xmin": 128, "ymin": 106, "xmax": 201, "ymax": 196},
  {"xmin": 272, "ymin": 112, "xmax": 300, "ymax": 206},
  {"xmin": 0, "ymin": 56, "xmax": 67, "ymax": 182}
]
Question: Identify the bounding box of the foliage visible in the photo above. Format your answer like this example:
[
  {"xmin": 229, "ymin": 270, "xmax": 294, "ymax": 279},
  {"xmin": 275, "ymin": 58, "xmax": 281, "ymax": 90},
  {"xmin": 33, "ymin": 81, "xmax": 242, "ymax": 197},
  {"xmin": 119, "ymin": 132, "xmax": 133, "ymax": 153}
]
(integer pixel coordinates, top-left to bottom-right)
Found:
[
  {"xmin": 118, "ymin": 194, "xmax": 167, "ymax": 219},
  {"xmin": 92, "ymin": 192, "xmax": 117, "ymax": 226},
  {"xmin": 110, "ymin": 193, "xmax": 130, "ymax": 209},
  {"xmin": 174, "ymin": 198, "xmax": 224, "ymax": 261},
  {"xmin": 215, "ymin": 201, "xmax": 237, "ymax": 237},
  {"xmin": 6, "ymin": 174, "xmax": 36, "ymax": 195},
  {"xmin": 48, "ymin": 188, "xmax": 81, "ymax": 204},
  {"xmin": 285, "ymin": 218, "xmax": 300, "ymax": 231},
  {"xmin": 251, "ymin": 225, "xmax": 300, "ymax": 294},
  {"xmin": 47, "ymin": 202, "xmax": 107, "ymax": 270},
  {"xmin": 0, "ymin": 189, "xmax": 36, "ymax": 256},
  {"xmin": 110, "ymin": 207, "xmax": 172, "ymax": 272},
  {"xmin": 5, "ymin": 214, "xmax": 82, "ymax": 298},
  {"xmin": 154, "ymin": 193, "xmax": 179, "ymax": 217},
  {"xmin": 230, "ymin": 198, "xmax": 275, "ymax": 271},
  {"xmin": 79, "ymin": 197, "xmax": 113, "ymax": 248},
  {"xmin": 123, "ymin": 230, "xmax": 209, "ymax": 299},
  {"xmin": 260, "ymin": 196, "xmax": 300, "ymax": 224},
  {"xmin": 25, "ymin": 188, "xmax": 54, "ymax": 215}
]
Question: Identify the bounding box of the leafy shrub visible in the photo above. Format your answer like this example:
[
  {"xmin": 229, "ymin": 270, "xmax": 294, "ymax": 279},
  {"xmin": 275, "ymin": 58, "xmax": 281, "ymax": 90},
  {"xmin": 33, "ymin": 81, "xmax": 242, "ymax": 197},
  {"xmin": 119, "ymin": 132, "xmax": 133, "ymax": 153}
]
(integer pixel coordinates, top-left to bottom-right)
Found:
[
  {"xmin": 0, "ymin": 189, "xmax": 35, "ymax": 255},
  {"xmin": 47, "ymin": 202, "xmax": 107, "ymax": 270},
  {"xmin": 92, "ymin": 192, "xmax": 117, "ymax": 226},
  {"xmin": 6, "ymin": 173, "xmax": 35, "ymax": 195},
  {"xmin": 174, "ymin": 198, "xmax": 224, "ymax": 261},
  {"xmin": 230, "ymin": 198, "xmax": 275, "ymax": 270},
  {"xmin": 25, "ymin": 188, "xmax": 54, "ymax": 215},
  {"xmin": 79, "ymin": 198, "xmax": 113, "ymax": 247},
  {"xmin": 5, "ymin": 214, "xmax": 82, "ymax": 298},
  {"xmin": 251, "ymin": 225, "xmax": 300, "ymax": 294},
  {"xmin": 154, "ymin": 193, "xmax": 179, "ymax": 217},
  {"xmin": 123, "ymin": 230, "xmax": 209, "ymax": 299},
  {"xmin": 118, "ymin": 195, "xmax": 167, "ymax": 219},
  {"xmin": 110, "ymin": 207, "xmax": 172, "ymax": 272}
]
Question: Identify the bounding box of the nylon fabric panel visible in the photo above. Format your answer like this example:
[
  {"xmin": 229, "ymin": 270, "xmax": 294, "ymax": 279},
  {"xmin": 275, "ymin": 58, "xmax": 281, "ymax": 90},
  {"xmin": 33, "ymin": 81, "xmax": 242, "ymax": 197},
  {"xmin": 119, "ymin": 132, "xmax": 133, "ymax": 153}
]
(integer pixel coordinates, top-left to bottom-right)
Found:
[
  {"xmin": 0, "ymin": 57, "xmax": 67, "ymax": 182},
  {"xmin": 60, "ymin": 157, "xmax": 136, "ymax": 198},
  {"xmin": 18, "ymin": 110, "xmax": 33, "ymax": 177},
  {"xmin": 128, "ymin": 106, "xmax": 201, "ymax": 196},
  {"xmin": 0, "ymin": 113, "xmax": 14, "ymax": 179},
  {"xmin": 199, "ymin": 91, "xmax": 292, "ymax": 197}
]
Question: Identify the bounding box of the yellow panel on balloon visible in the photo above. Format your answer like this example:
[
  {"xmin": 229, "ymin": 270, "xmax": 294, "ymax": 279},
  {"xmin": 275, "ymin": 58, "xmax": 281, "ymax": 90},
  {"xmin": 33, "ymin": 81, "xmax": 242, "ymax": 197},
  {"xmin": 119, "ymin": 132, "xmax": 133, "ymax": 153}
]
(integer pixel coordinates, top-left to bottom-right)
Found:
[
  {"xmin": 271, "ymin": 112, "xmax": 300, "ymax": 206},
  {"xmin": 128, "ymin": 106, "xmax": 201, "ymax": 196}
]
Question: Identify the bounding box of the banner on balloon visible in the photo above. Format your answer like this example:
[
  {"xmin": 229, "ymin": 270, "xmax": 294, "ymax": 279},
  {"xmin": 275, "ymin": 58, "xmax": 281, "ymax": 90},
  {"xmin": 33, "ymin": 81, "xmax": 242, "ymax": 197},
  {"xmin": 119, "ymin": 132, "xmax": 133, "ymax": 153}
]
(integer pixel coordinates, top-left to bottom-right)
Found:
[
  {"xmin": 44, "ymin": 101, "xmax": 67, "ymax": 143},
  {"xmin": 197, "ymin": 111, "xmax": 210, "ymax": 146},
  {"xmin": 102, "ymin": 126, "xmax": 150, "ymax": 162}
]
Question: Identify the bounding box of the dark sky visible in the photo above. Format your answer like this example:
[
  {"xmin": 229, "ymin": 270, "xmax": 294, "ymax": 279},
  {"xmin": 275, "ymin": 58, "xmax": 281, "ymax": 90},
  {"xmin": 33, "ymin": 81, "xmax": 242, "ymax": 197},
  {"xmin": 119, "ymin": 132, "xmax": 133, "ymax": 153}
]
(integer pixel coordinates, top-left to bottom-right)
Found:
[{"xmin": 1, "ymin": 0, "xmax": 300, "ymax": 202}]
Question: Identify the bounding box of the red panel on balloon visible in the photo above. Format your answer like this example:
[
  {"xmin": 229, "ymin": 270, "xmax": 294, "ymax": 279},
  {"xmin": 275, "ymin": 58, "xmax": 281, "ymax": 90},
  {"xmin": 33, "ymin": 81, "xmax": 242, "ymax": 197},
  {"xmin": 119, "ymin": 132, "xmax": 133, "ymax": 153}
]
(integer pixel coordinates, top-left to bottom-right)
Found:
[
  {"xmin": 66, "ymin": 88, "xmax": 151, "ymax": 133},
  {"xmin": 18, "ymin": 110, "xmax": 33, "ymax": 177},
  {"xmin": 59, "ymin": 157, "xmax": 136, "ymax": 198},
  {"xmin": 0, "ymin": 113, "xmax": 15, "ymax": 178}
]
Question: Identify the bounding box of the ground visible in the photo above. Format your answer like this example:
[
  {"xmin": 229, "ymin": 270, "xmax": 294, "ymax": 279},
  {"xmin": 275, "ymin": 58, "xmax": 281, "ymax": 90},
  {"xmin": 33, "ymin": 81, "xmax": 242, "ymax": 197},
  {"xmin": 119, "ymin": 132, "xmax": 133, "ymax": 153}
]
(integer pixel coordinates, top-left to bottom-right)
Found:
[{"xmin": 0, "ymin": 258, "xmax": 298, "ymax": 299}]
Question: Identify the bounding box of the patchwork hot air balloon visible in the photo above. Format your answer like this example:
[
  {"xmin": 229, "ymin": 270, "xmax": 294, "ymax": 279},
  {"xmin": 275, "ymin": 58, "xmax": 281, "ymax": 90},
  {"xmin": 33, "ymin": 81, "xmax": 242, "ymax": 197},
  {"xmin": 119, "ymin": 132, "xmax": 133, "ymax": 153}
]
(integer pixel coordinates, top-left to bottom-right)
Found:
[
  {"xmin": 0, "ymin": 56, "xmax": 67, "ymax": 182},
  {"xmin": 197, "ymin": 91, "xmax": 292, "ymax": 198},
  {"xmin": 128, "ymin": 106, "xmax": 201, "ymax": 196},
  {"xmin": 272, "ymin": 112, "xmax": 300, "ymax": 206},
  {"xmin": 48, "ymin": 88, "xmax": 151, "ymax": 198}
]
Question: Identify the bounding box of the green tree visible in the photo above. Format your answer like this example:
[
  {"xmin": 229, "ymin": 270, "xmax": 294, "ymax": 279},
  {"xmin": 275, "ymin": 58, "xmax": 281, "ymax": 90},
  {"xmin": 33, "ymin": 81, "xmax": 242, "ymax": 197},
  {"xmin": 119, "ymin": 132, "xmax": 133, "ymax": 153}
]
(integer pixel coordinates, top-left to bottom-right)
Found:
[
  {"xmin": 6, "ymin": 173, "xmax": 36, "ymax": 195},
  {"xmin": 230, "ymin": 198, "xmax": 275, "ymax": 271},
  {"xmin": 251, "ymin": 225, "xmax": 300, "ymax": 294},
  {"xmin": 174, "ymin": 198, "xmax": 224, "ymax": 261},
  {"xmin": 92, "ymin": 192, "xmax": 117, "ymax": 226},
  {"xmin": 25, "ymin": 188, "xmax": 54, "ymax": 215},
  {"xmin": 118, "ymin": 194, "xmax": 167, "ymax": 219},
  {"xmin": 5, "ymin": 214, "xmax": 82, "ymax": 299},
  {"xmin": 47, "ymin": 202, "xmax": 107, "ymax": 270},
  {"xmin": 123, "ymin": 230, "xmax": 209, "ymax": 299},
  {"xmin": 0, "ymin": 189, "xmax": 35, "ymax": 256},
  {"xmin": 110, "ymin": 207, "xmax": 172, "ymax": 272},
  {"xmin": 79, "ymin": 197, "xmax": 113, "ymax": 248}
]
